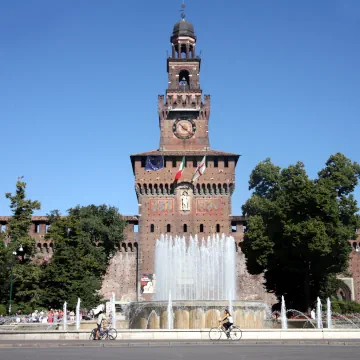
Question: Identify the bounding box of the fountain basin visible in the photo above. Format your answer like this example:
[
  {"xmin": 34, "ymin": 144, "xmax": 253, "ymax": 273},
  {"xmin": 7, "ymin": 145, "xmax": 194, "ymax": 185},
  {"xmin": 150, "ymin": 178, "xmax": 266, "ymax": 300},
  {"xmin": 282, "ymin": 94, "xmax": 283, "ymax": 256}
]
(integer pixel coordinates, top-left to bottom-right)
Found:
[{"xmin": 127, "ymin": 300, "xmax": 267, "ymax": 329}]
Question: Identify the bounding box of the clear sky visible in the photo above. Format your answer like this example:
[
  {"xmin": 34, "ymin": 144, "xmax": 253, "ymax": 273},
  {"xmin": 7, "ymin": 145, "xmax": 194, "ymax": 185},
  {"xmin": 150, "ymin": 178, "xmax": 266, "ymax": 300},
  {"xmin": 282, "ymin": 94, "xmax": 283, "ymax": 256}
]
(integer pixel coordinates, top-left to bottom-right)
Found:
[{"xmin": 0, "ymin": 0, "xmax": 359, "ymax": 217}]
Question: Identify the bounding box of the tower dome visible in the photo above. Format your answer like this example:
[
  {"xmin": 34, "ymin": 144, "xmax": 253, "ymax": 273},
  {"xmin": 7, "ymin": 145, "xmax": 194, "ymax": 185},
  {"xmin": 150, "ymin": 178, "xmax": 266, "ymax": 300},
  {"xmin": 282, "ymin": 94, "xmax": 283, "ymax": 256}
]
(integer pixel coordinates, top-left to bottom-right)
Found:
[{"xmin": 172, "ymin": 19, "xmax": 195, "ymax": 38}]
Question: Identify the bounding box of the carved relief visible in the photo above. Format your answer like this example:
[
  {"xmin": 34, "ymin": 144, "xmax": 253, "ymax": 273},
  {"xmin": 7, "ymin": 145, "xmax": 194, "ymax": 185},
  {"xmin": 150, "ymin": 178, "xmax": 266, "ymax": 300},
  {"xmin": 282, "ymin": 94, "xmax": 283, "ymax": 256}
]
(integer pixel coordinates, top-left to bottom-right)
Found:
[
  {"xmin": 196, "ymin": 198, "xmax": 222, "ymax": 214},
  {"xmin": 150, "ymin": 199, "xmax": 174, "ymax": 214}
]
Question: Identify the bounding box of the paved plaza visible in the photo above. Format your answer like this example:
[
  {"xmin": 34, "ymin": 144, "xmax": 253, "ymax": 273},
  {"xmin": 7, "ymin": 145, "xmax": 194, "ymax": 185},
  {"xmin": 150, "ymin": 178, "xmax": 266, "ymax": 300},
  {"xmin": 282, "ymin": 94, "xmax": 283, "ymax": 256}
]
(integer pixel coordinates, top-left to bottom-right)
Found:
[{"xmin": 1, "ymin": 343, "xmax": 360, "ymax": 360}]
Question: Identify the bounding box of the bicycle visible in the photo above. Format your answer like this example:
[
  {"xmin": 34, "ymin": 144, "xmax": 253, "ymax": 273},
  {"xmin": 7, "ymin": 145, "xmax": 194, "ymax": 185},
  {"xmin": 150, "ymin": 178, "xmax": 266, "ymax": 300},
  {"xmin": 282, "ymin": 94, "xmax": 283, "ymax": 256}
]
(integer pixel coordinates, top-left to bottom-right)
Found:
[
  {"xmin": 89, "ymin": 327, "xmax": 117, "ymax": 340},
  {"xmin": 209, "ymin": 323, "xmax": 242, "ymax": 341}
]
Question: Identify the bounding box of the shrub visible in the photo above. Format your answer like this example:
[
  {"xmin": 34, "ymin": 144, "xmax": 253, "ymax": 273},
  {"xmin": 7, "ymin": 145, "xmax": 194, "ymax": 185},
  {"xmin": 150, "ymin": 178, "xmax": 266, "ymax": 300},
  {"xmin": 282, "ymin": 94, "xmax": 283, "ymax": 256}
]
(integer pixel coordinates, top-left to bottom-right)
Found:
[{"xmin": 0, "ymin": 304, "xmax": 7, "ymax": 315}]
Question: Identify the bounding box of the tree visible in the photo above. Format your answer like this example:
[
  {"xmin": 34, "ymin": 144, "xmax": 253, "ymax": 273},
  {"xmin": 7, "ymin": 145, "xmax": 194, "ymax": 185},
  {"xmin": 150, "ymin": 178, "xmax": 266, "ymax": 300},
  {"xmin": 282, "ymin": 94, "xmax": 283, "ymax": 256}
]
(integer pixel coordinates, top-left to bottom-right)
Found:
[
  {"xmin": 1, "ymin": 177, "xmax": 41, "ymax": 311},
  {"xmin": 5, "ymin": 176, "xmax": 41, "ymax": 258},
  {"xmin": 241, "ymin": 153, "xmax": 360, "ymax": 311},
  {"xmin": 40, "ymin": 205, "xmax": 126, "ymax": 309},
  {"xmin": 0, "ymin": 241, "xmax": 11, "ymax": 307}
]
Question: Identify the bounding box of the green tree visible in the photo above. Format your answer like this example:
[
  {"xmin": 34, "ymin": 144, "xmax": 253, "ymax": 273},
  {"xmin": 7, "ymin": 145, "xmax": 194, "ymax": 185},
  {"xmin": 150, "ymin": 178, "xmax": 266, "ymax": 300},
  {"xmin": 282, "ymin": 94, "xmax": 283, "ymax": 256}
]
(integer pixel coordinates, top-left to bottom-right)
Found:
[
  {"xmin": 1, "ymin": 177, "xmax": 41, "ymax": 311},
  {"xmin": 0, "ymin": 241, "xmax": 11, "ymax": 307},
  {"xmin": 5, "ymin": 177, "xmax": 41, "ymax": 258},
  {"xmin": 40, "ymin": 205, "xmax": 126, "ymax": 309},
  {"xmin": 241, "ymin": 153, "xmax": 360, "ymax": 311}
]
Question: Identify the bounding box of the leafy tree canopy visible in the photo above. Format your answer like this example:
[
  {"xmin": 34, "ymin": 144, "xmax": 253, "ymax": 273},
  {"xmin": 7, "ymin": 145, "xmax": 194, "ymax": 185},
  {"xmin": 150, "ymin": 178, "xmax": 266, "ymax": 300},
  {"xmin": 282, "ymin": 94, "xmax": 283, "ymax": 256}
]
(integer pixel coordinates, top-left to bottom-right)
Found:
[
  {"xmin": 241, "ymin": 153, "xmax": 360, "ymax": 311},
  {"xmin": 5, "ymin": 176, "xmax": 40, "ymax": 258},
  {"xmin": 40, "ymin": 205, "xmax": 127, "ymax": 309},
  {"xmin": 0, "ymin": 178, "xmax": 127, "ymax": 313},
  {"xmin": 0, "ymin": 177, "xmax": 41, "ymax": 312}
]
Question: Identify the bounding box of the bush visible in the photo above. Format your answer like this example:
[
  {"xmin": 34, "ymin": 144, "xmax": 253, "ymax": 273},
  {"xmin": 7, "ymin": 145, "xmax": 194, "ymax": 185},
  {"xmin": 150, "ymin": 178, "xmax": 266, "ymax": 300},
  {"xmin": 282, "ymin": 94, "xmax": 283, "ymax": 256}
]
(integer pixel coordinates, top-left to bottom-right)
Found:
[
  {"xmin": 0, "ymin": 304, "xmax": 7, "ymax": 315},
  {"xmin": 330, "ymin": 298, "xmax": 360, "ymax": 314},
  {"xmin": 338, "ymin": 300, "xmax": 360, "ymax": 314}
]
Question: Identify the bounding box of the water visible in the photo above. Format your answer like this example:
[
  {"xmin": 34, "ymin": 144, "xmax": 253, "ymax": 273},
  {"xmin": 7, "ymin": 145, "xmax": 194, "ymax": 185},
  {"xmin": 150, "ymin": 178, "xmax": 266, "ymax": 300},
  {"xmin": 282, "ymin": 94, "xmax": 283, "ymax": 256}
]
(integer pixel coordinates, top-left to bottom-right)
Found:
[
  {"xmin": 316, "ymin": 297, "xmax": 323, "ymax": 329},
  {"xmin": 228, "ymin": 290, "xmax": 233, "ymax": 316},
  {"xmin": 286, "ymin": 309, "xmax": 316, "ymax": 328},
  {"xmin": 111, "ymin": 293, "xmax": 116, "ymax": 329},
  {"xmin": 331, "ymin": 312, "xmax": 359, "ymax": 328},
  {"xmin": 63, "ymin": 302, "xmax": 67, "ymax": 331},
  {"xmin": 154, "ymin": 234, "xmax": 236, "ymax": 300},
  {"xmin": 145, "ymin": 310, "xmax": 158, "ymax": 329},
  {"xmin": 167, "ymin": 292, "xmax": 173, "ymax": 329},
  {"xmin": 327, "ymin": 298, "xmax": 332, "ymax": 329},
  {"xmin": 76, "ymin": 298, "xmax": 81, "ymax": 330},
  {"xmin": 281, "ymin": 296, "xmax": 288, "ymax": 329}
]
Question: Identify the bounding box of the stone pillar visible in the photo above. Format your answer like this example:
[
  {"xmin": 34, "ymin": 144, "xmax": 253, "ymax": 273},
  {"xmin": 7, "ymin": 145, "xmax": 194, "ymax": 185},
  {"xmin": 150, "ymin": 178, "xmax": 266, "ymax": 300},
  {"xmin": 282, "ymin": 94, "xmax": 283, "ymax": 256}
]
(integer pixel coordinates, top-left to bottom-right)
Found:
[
  {"xmin": 172, "ymin": 44, "xmax": 175, "ymax": 58},
  {"xmin": 186, "ymin": 43, "xmax": 190, "ymax": 58}
]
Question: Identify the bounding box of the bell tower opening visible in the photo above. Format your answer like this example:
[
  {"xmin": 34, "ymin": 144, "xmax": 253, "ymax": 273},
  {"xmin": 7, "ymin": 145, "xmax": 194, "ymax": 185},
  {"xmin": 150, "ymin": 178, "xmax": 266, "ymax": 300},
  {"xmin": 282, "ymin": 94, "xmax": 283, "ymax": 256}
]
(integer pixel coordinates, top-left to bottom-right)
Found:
[{"xmin": 178, "ymin": 70, "xmax": 190, "ymax": 90}]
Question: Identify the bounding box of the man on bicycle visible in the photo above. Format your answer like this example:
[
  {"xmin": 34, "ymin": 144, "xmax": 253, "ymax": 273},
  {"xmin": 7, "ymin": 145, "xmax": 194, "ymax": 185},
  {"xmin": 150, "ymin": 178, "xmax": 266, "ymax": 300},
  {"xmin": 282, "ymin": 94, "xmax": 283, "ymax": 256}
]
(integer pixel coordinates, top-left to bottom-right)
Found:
[
  {"xmin": 95, "ymin": 309, "xmax": 107, "ymax": 340},
  {"xmin": 219, "ymin": 309, "xmax": 233, "ymax": 338}
]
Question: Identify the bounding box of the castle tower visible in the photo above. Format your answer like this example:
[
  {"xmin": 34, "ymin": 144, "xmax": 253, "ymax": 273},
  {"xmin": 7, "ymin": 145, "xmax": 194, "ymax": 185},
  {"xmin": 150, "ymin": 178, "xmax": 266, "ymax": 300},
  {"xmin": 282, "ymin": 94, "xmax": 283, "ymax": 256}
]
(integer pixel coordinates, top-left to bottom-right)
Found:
[
  {"xmin": 159, "ymin": 13, "xmax": 210, "ymax": 151},
  {"xmin": 130, "ymin": 9, "xmax": 241, "ymax": 300}
]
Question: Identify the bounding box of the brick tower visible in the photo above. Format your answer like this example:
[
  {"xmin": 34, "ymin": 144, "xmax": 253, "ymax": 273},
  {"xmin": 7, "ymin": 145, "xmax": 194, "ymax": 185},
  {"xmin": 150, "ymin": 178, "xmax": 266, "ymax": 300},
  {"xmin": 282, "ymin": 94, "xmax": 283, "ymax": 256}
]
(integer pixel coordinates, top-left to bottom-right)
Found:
[{"xmin": 130, "ymin": 12, "xmax": 242, "ymax": 301}]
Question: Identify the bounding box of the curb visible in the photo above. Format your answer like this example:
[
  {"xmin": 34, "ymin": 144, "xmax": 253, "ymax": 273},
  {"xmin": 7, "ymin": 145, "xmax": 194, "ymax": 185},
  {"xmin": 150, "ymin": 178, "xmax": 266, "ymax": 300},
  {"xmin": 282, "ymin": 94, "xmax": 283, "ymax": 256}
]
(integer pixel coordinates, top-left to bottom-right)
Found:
[{"xmin": 1, "ymin": 340, "xmax": 360, "ymax": 348}]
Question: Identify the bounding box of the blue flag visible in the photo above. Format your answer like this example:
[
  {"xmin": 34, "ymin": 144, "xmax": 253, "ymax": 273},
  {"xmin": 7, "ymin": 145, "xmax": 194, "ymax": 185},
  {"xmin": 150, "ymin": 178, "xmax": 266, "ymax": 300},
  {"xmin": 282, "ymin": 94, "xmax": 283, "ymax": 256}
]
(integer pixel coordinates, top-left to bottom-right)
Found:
[{"xmin": 145, "ymin": 156, "xmax": 164, "ymax": 171}]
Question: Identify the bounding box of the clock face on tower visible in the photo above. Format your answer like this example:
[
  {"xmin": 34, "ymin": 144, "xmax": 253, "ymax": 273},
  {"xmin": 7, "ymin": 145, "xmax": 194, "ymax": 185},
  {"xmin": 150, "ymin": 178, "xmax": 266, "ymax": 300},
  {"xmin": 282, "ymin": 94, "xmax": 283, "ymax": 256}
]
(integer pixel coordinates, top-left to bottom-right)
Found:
[{"xmin": 173, "ymin": 119, "xmax": 196, "ymax": 139}]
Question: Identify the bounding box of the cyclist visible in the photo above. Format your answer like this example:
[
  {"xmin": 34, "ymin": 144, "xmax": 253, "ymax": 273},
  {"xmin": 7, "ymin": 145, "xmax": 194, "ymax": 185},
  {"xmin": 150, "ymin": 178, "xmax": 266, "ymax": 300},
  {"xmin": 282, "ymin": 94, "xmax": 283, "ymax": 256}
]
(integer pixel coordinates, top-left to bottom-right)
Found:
[
  {"xmin": 219, "ymin": 309, "xmax": 233, "ymax": 338},
  {"xmin": 95, "ymin": 309, "xmax": 107, "ymax": 340}
]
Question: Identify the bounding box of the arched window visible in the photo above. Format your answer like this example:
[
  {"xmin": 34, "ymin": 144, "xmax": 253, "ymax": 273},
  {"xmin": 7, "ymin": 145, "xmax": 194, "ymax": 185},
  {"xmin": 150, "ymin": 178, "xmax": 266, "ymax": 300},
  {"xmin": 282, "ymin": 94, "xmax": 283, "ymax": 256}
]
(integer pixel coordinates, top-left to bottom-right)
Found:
[
  {"xmin": 167, "ymin": 224, "xmax": 171, "ymax": 233},
  {"xmin": 183, "ymin": 224, "xmax": 187, "ymax": 233},
  {"xmin": 200, "ymin": 224, "xmax": 204, "ymax": 233},
  {"xmin": 150, "ymin": 224, "xmax": 155, "ymax": 233},
  {"xmin": 178, "ymin": 70, "xmax": 190, "ymax": 90},
  {"xmin": 216, "ymin": 224, "xmax": 220, "ymax": 233}
]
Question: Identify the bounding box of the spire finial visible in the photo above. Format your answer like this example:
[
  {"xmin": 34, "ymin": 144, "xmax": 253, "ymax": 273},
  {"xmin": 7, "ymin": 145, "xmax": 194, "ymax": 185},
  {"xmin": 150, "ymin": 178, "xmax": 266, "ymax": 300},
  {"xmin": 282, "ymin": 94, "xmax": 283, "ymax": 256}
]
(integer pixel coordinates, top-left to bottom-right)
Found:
[{"xmin": 180, "ymin": 1, "xmax": 186, "ymax": 20}]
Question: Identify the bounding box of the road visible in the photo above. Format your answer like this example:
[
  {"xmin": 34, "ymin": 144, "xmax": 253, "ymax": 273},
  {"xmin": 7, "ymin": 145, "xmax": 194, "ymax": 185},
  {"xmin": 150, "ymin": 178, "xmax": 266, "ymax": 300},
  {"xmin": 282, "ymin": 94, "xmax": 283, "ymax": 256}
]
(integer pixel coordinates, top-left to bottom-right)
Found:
[{"xmin": 0, "ymin": 344, "xmax": 359, "ymax": 360}]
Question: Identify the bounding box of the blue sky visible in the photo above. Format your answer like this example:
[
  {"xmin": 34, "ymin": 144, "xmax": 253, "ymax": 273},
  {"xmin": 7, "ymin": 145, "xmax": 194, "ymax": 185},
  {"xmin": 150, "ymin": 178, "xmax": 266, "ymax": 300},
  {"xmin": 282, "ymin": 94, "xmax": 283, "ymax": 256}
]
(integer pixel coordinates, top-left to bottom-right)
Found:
[{"xmin": 0, "ymin": 0, "xmax": 359, "ymax": 217}]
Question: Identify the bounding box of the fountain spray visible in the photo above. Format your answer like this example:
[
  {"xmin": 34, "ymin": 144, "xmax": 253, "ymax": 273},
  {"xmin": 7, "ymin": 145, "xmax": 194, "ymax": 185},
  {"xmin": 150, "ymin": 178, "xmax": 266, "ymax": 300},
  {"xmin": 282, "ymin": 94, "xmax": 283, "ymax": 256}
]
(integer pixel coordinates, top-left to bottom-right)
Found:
[
  {"xmin": 316, "ymin": 297, "xmax": 323, "ymax": 329},
  {"xmin": 76, "ymin": 298, "xmax": 81, "ymax": 330},
  {"xmin": 167, "ymin": 291, "xmax": 173, "ymax": 329},
  {"xmin": 228, "ymin": 290, "xmax": 233, "ymax": 316},
  {"xmin": 326, "ymin": 297, "xmax": 332, "ymax": 329},
  {"xmin": 63, "ymin": 301, "xmax": 67, "ymax": 331},
  {"xmin": 281, "ymin": 296, "xmax": 288, "ymax": 329},
  {"xmin": 111, "ymin": 293, "xmax": 116, "ymax": 329}
]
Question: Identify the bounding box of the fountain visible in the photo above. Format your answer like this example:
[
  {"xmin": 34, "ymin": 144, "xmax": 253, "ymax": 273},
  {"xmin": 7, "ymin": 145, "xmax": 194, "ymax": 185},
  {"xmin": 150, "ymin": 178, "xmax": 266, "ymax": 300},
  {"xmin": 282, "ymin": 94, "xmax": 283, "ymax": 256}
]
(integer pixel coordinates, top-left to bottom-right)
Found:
[
  {"xmin": 316, "ymin": 297, "xmax": 323, "ymax": 329},
  {"xmin": 281, "ymin": 296, "xmax": 288, "ymax": 329},
  {"xmin": 111, "ymin": 293, "xmax": 116, "ymax": 329},
  {"xmin": 167, "ymin": 292, "xmax": 173, "ymax": 329},
  {"xmin": 228, "ymin": 290, "xmax": 233, "ymax": 316},
  {"xmin": 63, "ymin": 301, "xmax": 67, "ymax": 331},
  {"xmin": 154, "ymin": 234, "xmax": 236, "ymax": 301},
  {"xmin": 127, "ymin": 234, "xmax": 267, "ymax": 329},
  {"xmin": 76, "ymin": 298, "xmax": 81, "ymax": 330},
  {"xmin": 327, "ymin": 298, "xmax": 332, "ymax": 329}
]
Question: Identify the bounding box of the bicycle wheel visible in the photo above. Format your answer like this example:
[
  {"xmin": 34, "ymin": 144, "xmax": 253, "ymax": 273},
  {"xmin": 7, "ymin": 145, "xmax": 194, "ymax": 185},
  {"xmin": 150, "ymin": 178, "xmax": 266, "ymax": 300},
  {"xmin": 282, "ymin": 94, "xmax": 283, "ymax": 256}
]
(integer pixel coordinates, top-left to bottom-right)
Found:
[
  {"xmin": 209, "ymin": 327, "xmax": 222, "ymax": 341},
  {"xmin": 89, "ymin": 329, "xmax": 96, "ymax": 340},
  {"xmin": 229, "ymin": 326, "xmax": 242, "ymax": 341},
  {"xmin": 107, "ymin": 328, "xmax": 117, "ymax": 340}
]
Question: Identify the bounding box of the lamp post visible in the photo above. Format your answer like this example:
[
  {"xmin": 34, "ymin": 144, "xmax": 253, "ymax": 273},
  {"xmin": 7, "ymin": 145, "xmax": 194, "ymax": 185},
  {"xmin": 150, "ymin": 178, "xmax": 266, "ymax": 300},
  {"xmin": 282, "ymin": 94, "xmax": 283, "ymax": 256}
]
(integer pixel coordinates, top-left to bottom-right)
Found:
[{"xmin": 8, "ymin": 245, "xmax": 23, "ymax": 315}]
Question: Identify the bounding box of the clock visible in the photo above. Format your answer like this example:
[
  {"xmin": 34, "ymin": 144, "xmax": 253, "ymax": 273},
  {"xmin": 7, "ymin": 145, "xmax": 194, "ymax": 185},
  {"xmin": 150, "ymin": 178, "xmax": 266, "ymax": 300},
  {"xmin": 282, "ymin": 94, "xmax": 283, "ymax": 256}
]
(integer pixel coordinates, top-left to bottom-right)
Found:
[{"xmin": 173, "ymin": 119, "xmax": 196, "ymax": 139}]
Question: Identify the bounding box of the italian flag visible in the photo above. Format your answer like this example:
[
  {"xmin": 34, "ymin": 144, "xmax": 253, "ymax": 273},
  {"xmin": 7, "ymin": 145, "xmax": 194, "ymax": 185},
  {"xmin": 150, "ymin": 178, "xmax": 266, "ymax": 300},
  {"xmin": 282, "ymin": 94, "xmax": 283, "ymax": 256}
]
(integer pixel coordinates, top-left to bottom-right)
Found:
[{"xmin": 174, "ymin": 156, "xmax": 185, "ymax": 182}]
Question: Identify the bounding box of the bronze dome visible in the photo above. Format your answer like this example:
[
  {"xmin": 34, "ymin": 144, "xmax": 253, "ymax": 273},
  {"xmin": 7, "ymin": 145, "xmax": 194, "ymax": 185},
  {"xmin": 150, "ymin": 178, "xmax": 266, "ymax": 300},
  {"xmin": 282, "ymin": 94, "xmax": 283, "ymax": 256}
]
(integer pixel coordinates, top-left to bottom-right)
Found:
[{"xmin": 172, "ymin": 19, "xmax": 195, "ymax": 37}]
